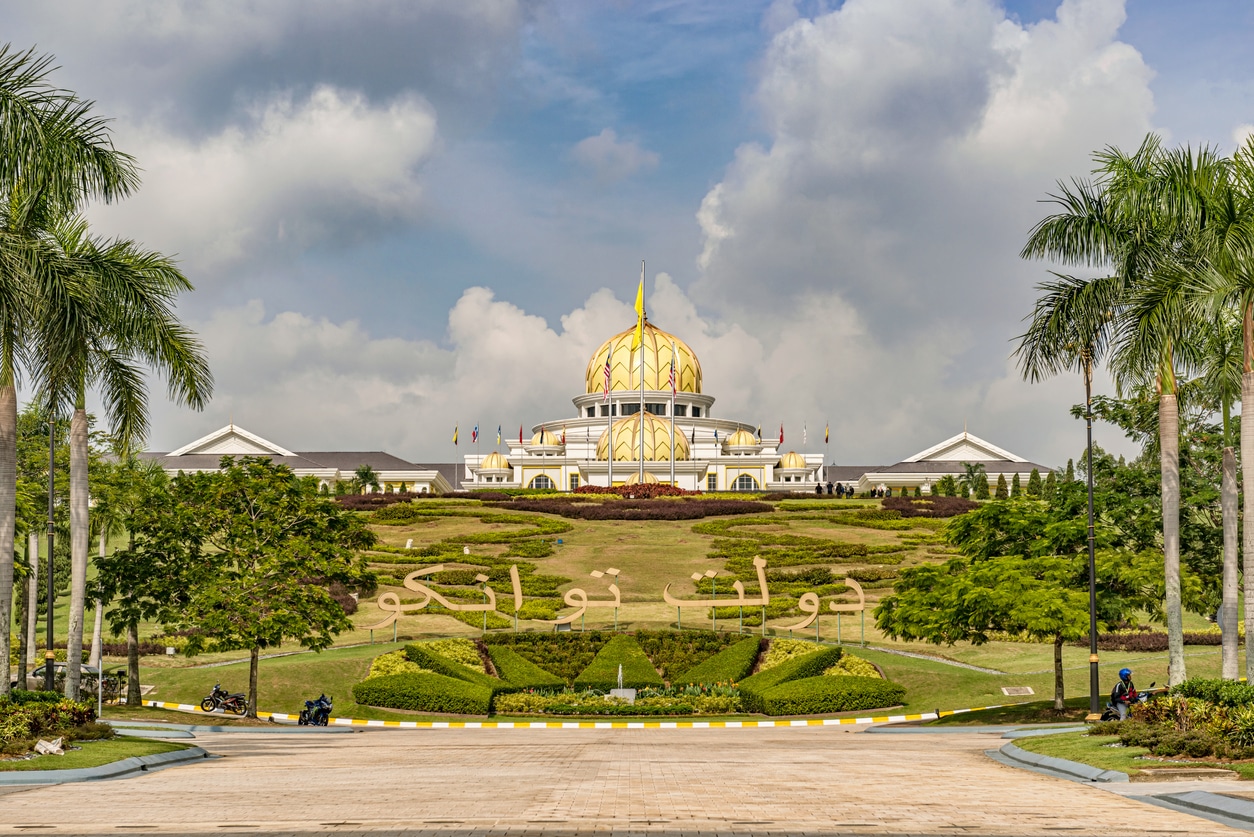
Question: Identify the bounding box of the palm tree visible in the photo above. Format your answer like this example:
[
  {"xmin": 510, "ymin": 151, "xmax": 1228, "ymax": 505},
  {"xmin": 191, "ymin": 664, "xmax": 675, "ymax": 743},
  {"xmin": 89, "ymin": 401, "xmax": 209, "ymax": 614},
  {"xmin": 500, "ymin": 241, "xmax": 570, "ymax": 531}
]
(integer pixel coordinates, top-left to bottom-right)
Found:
[
  {"xmin": 0, "ymin": 45, "xmax": 139, "ymax": 696},
  {"xmin": 31, "ymin": 218, "xmax": 211, "ymax": 698},
  {"xmin": 1014, "ymin": 271, "xmax": 1122, "ymax": 712},
  {"xmin": 354, "ymin": 463, "xmax": 380, "ymax": 494},
  {"xmin": 957, "ymin": 462, "xmax": 985, "ymax": 497}
]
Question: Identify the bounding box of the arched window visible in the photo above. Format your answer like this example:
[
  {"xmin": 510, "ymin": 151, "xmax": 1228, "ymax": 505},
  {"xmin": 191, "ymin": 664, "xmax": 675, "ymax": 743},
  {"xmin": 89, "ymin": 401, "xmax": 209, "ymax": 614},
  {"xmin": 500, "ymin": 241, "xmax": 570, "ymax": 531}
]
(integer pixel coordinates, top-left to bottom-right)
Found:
[
  {"xmin": 733, "ymin": 474, "xmax": 758, "ymax": 491},
  {"xmin": 530, "ymin": 475, "xmax": 555, "ymax": 490}
]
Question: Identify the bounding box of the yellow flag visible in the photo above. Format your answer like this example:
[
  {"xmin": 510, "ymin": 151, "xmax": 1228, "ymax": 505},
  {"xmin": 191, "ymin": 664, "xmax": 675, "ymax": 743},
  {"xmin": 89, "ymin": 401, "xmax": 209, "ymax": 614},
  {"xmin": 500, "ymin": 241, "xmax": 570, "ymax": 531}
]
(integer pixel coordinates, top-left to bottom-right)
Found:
[{"xmin": 631, "ymin": 276, "xmax": 645, "ymax": 350}]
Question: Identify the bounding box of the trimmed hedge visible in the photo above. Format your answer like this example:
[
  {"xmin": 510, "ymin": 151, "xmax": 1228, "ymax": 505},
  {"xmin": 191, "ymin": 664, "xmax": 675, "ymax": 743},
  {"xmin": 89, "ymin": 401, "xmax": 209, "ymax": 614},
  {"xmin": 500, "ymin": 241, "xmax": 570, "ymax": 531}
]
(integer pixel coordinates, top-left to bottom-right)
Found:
[
  {"xmin": 573, "ymin": 635, "xmax": 665, "ymax": 690},
  {"xmin": 352, "ymin": 672, "xmax": 493, "ymax": 715},
  {"xmin": 504, "ymin": 498, "xmax": 772, "ymax": 520},
  {"xmin": 404, "ymin": 643, "xmax": 514, "ymax": 696},
  {"xmin": 1171, "ymin": 677, "xmax": 1254, "ymax": 707},
  {"xmin": 634, "ymin": 629, "xmax": 741, "ymax": 680},
  {"xmin": 673, "ymin": 637, "xmax": 762, "ymax": 686},
  {"xmin": 482, "ymin": 632, "xmax": 610, "ymax": 684},
  {"xmin": 757, "ymin": 675, "xmax": 905, "ymax": 716},
  {"xmin": 547, "ymin": 703, "xmax": 694, "ymax": 716},
  {"xmin": 487, "ymin": 645, "xmax": 566, "ymax": 690},
  {"xmin": 738, "ymin": 646, "xmax": 843, "ymax": 713}
]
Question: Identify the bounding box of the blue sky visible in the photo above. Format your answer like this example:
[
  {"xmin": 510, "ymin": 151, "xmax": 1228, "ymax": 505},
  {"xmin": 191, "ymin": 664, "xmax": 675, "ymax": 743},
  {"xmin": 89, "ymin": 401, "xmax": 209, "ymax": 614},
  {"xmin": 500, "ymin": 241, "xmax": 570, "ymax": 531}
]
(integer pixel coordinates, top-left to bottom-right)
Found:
[{"xmin": 7, "ymin": 0, "xmax": 1254, "ymax": 466}]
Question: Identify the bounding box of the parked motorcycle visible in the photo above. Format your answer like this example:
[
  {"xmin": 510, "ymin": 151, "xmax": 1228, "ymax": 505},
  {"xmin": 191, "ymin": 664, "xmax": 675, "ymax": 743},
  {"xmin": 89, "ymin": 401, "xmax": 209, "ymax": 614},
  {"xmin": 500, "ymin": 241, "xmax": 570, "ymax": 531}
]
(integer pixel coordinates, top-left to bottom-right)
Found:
[
  {"xmin": 1100, "ymin": 681, "xmax": 1157, "ymax": 722},
  {"xmin": 201, "ymin": 682, "xmax": 247, "ymax": 715},
  {"xmin": 298, "ymin": 694, "xmax": 333, "ymax": 726}
]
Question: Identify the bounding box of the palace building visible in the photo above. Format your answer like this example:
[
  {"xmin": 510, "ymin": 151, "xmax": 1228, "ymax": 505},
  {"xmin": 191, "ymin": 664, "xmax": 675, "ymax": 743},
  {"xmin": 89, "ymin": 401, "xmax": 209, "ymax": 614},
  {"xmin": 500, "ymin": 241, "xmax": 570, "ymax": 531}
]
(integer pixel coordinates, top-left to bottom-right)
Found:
[{"xmin": 461, "ymin": 317, "xmax": 825, "ymax": 491}]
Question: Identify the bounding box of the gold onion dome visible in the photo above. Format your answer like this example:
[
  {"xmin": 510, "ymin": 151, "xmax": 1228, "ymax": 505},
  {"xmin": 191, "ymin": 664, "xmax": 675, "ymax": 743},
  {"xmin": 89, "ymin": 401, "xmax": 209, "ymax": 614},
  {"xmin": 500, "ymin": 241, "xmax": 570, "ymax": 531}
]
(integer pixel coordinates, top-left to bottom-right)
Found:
[
  {"xmin": 624, "ymin": 471, "xmax": 659, "ymax": 485},
  {"xmin": 584, "ymin": 320, "xmax": 702, "ymax": 395},
  {"xmin": 530, "ymin": 429, "xmax": 561, "ymax": 446},
  {"xmin": 479, "ymin": 452, "xmax": 510, "ymax": 470},
  {"xmin": 724, "ymin": 429, "xmax": 758, "ymax": 447},
  {"xmin": 595, "ymin": 412, "xmax": 691, "ymax": 462},
  {"xmin": 778, "ymin": 451, "xmax": 807, "ymax": 469}
]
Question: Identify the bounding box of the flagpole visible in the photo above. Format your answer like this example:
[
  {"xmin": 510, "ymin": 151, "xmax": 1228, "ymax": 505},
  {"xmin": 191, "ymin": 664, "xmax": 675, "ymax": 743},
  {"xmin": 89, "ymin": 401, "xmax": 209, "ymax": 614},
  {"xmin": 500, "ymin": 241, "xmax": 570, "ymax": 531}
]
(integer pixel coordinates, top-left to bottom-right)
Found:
[
  {"xmin": 605, "ymin": 350, "xmax": 613, "ymax": 488},
  {"xmin": 639, "ymin": 260, "xmax": 646, "ymax": 484},
  {"xmin": 670, "ymin": 339, "xmax": 676, "ymax": 487}
]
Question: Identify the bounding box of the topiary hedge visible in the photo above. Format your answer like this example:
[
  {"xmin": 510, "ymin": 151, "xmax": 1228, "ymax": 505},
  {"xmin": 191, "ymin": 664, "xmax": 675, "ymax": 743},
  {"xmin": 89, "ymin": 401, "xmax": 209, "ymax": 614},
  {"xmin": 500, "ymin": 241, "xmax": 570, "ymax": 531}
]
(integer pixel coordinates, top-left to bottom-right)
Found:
[
  {"xmin": 738, "ymin": 646, "xmax": 842, "ymax": 713},
  {"xmin": 756, "ymin": 675, "xmax": 905, "ymax": 716},
  {"xmin": 672, "ymin": 637, "xmax": 761, "ymax": 686},
  {"xmin": 487, "ymin": 645, "xmax": 566, "ymax": 690},
  {"xmin": 352, "ymin": 672, "xmax": 493, "ymax": 715},
  {"xmin": 573, "ymin": 635, "xmax": 664, "ymax": 690},
  {"xmin": 633, "ymin": 629, "xmax": 741, "ymax": 680},
  {"xmin": 483, "ymin": 632, "xmax": 610, "ymax": 684},
  {"xmin": 404, "ymin": 643, "xmax": 514, "ymax": 696}
]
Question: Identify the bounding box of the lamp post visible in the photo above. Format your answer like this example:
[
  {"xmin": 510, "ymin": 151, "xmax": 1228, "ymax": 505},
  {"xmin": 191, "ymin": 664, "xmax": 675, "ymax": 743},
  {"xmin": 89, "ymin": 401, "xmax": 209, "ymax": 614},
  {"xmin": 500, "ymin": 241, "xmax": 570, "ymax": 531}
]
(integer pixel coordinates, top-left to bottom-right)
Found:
[{"xmin": 44, "ymin": 416, "xmax": 56, "ymax": 693}]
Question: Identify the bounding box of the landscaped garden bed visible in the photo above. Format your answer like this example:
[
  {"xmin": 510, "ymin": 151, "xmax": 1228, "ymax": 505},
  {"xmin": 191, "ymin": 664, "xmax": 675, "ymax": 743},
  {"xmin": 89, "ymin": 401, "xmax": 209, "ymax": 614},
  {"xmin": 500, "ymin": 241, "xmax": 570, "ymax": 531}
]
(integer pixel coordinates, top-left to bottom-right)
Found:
[
  {"xmin": 351, "ymin": 634, "xmax": 904, "ymax": 718},
  {"xmin": 0, "ymin": 690, "xmax": 118, "ymax": 763}
]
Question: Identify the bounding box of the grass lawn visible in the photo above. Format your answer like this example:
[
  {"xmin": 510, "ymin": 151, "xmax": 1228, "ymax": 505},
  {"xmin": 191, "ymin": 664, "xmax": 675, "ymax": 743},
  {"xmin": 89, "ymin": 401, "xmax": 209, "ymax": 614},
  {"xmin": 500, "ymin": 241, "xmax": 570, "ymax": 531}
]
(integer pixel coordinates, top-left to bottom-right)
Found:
[
  {"xmin": 0, "ymin": 737, "xmax": 189, "ymax": 772},
  {"xmin": 1014, "ymin": 732, "xmax": 1254, "ymax": 781},
  {"xmin": 926, "ymin": 697, "xmax": 1091, "ymax": 725}
]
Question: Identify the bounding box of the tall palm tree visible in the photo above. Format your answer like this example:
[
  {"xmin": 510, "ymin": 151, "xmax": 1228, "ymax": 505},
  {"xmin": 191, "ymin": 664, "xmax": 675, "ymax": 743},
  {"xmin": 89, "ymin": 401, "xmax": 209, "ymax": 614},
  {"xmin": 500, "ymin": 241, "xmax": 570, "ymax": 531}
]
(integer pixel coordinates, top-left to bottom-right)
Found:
[
  {"xmin": 0, "ymin": 45, "xmax": 138, "ymax": 695},
  {"xmin": 1014, "ymin": 271, "xmax": 1122, "ymax": 712},
  {"xmin": 31, "ymin": 218, "xmax": 212, "ymax": 698}
]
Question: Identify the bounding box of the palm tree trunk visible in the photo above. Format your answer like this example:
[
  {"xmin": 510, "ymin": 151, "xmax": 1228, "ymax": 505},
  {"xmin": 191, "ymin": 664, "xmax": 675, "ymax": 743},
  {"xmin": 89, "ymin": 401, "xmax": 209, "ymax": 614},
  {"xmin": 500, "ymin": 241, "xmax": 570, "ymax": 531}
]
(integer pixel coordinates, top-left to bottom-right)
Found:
[
  {"xmin": 25, "ymin": 531, "xmax": 37, "ymax": 671},
  {"xmin": 64, "ymin": 407, "xmax": 89, "ymax": 699},
  {"xmin": 1222, "ymin": 446, "xmax": 1239, "ymax": 679},
  {"xmin": 1053, "ymin": 635, "xmax": 1065, "ymax": 710},
  {"xmin": 248, "ymin": 646, "xmax": 260, "ymax": 719},
  {"xmin": 1243, "ymin": 305, "xmax": 1254, "ymax": 684},
  {"xmin": 1160, "ymin": 391, "xmax": 1185, "ymax": 686},
  {"xmin": 126, "ymin": 619, "xmax": 140, "ymax": 706},
  {"xmin": 0, "ymin": 384, "xmax": 15, "ymax": 696}
]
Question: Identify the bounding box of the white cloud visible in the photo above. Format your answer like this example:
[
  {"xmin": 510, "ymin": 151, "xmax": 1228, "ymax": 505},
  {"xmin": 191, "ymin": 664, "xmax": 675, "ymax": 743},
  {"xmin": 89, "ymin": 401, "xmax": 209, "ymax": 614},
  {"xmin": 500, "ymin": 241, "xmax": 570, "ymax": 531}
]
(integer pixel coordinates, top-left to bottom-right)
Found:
[
  {"xmin": 1234, "ymin": 124, "xmax": 1254, "ymax": 149},
  {"xmin": 88, "ymin": 86, "xmax": 439, "ymax": 272},
  {"xmin": 570, "ymin": 129, "xmax": 660, "ymax": 183}
]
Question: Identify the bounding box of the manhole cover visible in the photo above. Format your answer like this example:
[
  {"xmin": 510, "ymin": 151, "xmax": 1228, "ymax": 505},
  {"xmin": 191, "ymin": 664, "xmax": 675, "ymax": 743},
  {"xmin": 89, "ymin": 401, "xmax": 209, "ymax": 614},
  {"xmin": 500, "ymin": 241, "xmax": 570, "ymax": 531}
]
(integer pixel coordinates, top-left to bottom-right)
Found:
[{"xmin": 1002, "ymin": 686, "xmax": 1034, "ymax": 696}]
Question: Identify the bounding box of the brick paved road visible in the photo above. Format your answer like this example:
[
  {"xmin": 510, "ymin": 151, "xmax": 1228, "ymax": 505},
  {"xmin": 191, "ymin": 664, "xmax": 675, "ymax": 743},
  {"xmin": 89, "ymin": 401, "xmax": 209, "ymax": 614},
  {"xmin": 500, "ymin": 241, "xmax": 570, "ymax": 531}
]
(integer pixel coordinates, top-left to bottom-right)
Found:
[{"xmin": 0, "ymin": 727, "xmax": 1243, "ymax": 836}]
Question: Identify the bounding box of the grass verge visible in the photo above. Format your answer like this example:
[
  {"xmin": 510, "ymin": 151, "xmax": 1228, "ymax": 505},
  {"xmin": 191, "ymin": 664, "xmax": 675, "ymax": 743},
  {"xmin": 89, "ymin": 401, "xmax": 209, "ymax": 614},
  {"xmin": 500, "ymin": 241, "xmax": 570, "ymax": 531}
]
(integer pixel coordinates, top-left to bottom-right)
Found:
[
  {"xmin": 0, "ymin": 737, "xmax": 189, "ymax": 772},
  {"xmin": 926, "ymin": 696, "xmax": 1091, "ymax": 725},
  {"xmin": 1013, "ymin": 732, "xmax": 1254, "ymax": 781}
]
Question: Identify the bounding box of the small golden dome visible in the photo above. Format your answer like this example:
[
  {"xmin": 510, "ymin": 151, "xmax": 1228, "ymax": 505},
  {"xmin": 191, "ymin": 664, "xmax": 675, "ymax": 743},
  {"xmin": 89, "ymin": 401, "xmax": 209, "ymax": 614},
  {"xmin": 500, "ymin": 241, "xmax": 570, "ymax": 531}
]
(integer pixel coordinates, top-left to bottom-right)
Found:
[
  {"xmin": 479, "ymin": 452, "xmax": 510, "ymax": 470},
  {"xmin": 530, "ymin": 430, "xmax": 561, "ymax": 446},
  {"xmin": 585, "ymin": 320, "xmax": 702, "ymax": 395},
  {"xmin": 778, "ymin": 451, "xmax": 807, "ymax": 469},
  {"xmin": 624, "ymin": 471, "xmax": 659, "ymax": 485},
  {"xmin": 725, "ymin": 429, "xmax": 758, "ymax": 447},
  {"xmin": 595, "ymin": 412, "xmax": 691, "ymax": 462}
]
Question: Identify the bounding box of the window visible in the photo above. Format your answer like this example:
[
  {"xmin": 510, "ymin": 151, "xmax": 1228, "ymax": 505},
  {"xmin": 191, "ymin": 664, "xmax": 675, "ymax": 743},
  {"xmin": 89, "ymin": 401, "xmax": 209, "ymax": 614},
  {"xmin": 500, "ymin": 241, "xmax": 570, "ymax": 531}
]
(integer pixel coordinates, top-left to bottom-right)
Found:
[
  {"xmin": 691, "ymin": 407, "xmax": 701, "ymax": 418},
  {"xmin": 673, "ymin": 404, "xmax": 688, "ymax": 417},
  {"xmin": 707, "ymin": 473, "xmax": 717, "ymax": 491},
  {"xmin": 569, "ymin": 474, "xmax": 580, "ymax": 491},
  {"xmin": 530, "ymin": 475, "xmax": 555, "ymax": 489},
  {"xmin": 622, "ymin": 403, "xmax": 641, "ymax": 415},
  {"xmin": 733, "ymin": 474, "xmax": 759, "ymax": 491},
  {"xmin": 645, "ymin": 403, "xmax": 666, "ymax": 415},
  {"xmin": 586, "ymin": 407, "xmax": 595, "ymax": 417}
]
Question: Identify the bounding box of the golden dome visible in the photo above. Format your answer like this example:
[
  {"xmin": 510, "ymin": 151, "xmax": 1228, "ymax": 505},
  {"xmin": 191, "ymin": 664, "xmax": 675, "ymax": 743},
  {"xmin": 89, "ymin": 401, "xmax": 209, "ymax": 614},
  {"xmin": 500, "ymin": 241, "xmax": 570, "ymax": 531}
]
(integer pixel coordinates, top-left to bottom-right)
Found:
[
  {"xmin": 595, "ymin": 412, "xmax": 691, "ymax": 462},
  {"xmin": 478, "ymin": 452, "xmax": 510, "ymax": 470},
  {"xmin": 778, "ymin": 451, "xmax": 807, "ymax": 469},
  {"xmin": 585, "ymin": 320, "xmax": 702, "ymax": 395},
  {"xmin": 725, "ymin": 429, "xmax": 758, "ymax": 447},
  {"xmin": 530, "ymin": 430, "xmax": 561, "ymax": 446},
  {"xmin": 624, "ymin": 471, "xmax": 659, "ymax": 485}
]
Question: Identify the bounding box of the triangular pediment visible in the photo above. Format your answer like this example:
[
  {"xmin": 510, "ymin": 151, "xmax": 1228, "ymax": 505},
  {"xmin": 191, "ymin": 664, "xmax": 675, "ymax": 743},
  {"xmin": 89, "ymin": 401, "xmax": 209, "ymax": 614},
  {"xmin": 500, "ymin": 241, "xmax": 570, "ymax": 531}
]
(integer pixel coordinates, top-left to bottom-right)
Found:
[
  {"xmin": 167, "ymin": 425, "xmax": 295, "ymax": 458},
  {"xmin": 903, "ymin": 431, "xmax": 1025, "ymax": 463}
]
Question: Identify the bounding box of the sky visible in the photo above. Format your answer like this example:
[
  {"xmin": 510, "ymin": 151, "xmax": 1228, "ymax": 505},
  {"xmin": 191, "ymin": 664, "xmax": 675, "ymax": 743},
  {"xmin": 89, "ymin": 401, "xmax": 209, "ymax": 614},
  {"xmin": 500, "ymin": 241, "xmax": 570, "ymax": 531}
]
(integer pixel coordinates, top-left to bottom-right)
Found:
[{"xmin": 7, "ymin": 0, "xmax": 1254, "ymax": 467}]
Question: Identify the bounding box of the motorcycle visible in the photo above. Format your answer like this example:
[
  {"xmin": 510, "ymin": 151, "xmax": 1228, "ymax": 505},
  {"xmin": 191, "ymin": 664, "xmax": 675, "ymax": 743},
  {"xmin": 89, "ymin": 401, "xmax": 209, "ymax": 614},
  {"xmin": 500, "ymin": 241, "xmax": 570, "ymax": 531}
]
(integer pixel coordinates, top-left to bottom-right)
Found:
[
  {"xmin": 201, "ymin": 682, "xmax": 248, "ymax": 715},
  {"xmin": 298, "ymin": 694, "xmax": 333, "ymax": 726},
  {"xmin": 1100, "ymin": 681, "xmax": 1157, "ymax": 722}
]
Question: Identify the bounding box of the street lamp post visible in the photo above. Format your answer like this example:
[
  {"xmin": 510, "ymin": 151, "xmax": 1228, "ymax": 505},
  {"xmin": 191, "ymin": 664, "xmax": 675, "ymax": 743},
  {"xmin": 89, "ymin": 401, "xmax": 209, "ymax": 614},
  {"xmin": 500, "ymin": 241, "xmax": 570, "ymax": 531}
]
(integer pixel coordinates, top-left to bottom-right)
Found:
[{"xmin": 44, "ymin": 417, "xmax": 56, "ymax": 693}]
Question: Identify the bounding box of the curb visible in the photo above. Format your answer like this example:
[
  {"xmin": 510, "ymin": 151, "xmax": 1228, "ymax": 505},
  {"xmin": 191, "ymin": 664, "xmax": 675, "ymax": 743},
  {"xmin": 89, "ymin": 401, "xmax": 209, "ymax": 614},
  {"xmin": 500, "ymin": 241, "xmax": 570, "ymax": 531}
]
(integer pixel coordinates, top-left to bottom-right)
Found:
[
  {"xmin": 141, "ymin": 698, "xmax": 1017, "ymax": 730},
  {"xmin": 106, "ymin": 719, "xmax": 355, "ymax": 735},
  {"xmin": 0, "ymin": 746, "xmax": 210, "ymax": 786},
  {"xmin": 993, "ymin": 741, "xmax": 1128, "ymax": 783},
  {"xmin": 1152, "ymin": 791, "xmax": 1254, "ymax": 827}
]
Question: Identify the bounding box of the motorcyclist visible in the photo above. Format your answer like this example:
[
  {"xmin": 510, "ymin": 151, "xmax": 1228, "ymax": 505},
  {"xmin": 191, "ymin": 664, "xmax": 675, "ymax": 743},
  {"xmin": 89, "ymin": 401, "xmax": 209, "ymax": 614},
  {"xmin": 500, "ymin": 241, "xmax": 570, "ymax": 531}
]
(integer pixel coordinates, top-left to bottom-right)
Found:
[{"xmin": 1110, "ymin": 668, "xmax": 1137, "ymax": 720}]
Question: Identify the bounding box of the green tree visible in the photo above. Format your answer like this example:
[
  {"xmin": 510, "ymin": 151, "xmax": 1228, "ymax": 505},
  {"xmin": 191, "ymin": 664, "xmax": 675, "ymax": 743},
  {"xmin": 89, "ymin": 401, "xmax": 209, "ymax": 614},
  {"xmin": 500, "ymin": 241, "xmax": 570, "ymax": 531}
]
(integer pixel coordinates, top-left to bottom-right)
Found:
[
  {"xmin": 935, "ymin": 475, "xmax": 957, "ymax": 497},
  {"xmin": 1011, "ymin": 472, "xmax": 1022, "ymax": 498},
  {"xmin": 1043, "ymin": 470, "xmax": 1057, "ymax": 500},
  {"xmin": 974, "ymin": 471, "xmax": 990, "ymax": 500},
  {"xmin": 995, "ymin": 474, "xmax": 1009, "ymax": 500},
  {"xmin": 1026, "ymin": 469, "xmax": 1042, "ymax": 497},
  {"xmin": 0, "ymin": 45, "xmax": 139, "ymax": 695},
  {"xmin": 354, "ymin": 463, "xmax": 380, "ymax": 495},
  {"xmin": 161, "ymin": 457, "xmax": 376, "ymax": 716},
  {"xmin": 958, "ymin": 463, "xmax": 985, "ymax": 498}
]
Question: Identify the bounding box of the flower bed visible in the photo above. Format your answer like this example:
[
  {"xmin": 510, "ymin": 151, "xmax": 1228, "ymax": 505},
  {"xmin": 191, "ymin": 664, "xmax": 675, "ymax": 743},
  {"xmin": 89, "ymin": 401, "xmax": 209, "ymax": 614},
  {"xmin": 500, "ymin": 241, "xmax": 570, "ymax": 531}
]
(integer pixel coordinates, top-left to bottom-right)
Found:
[
  {"xmin": 756, "ymin": 675, "xmax": 906, "ymax": 715},
  {"xmin": 503, "ymin": 498, "xmax": 772, "ymax": 520},
  {"xmin": 880, "ymin": 496, "xmax": 979, "ymax": 518},
  {"xmin": 0, "ymin": 692, "xmax": 112, "ymax": 756},
  {"xmin": 1087, "ymin": 677, "xmax": 1254, "ymax": 760}
]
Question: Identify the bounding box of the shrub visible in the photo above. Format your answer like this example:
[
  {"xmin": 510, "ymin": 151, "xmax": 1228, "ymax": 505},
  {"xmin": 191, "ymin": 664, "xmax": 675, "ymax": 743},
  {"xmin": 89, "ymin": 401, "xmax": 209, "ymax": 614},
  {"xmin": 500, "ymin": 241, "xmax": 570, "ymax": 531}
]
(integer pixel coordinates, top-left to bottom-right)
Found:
[
  {"xmin": 1086, "ymin": 720, "xmax": 1122, "ymax": 736},
  {"xmin": 416, "ymin": 638, "xmax": 486, "ymax": 673},
  {"xmin": 759, "ymin": 638, "xmax": 826, "ymax": 671},
  {"xmin": 757, "ymin": 675, "xmax": 905, "ymax": 716},
  {"xmin": 487, "ymin": 646, "xmax": 566, "ymax": 690},
  {"xmin": 824, "ymin": 654, "xmax": 879, "ymax": 678},
  {"xmin": 352, "ymin": 672, "xmax": 493, "ymax": 715},
  {"xmin": 1150, "ymin": 729, "xmax": 1216, "ymax": 758},
  {"xmin": 503, "ymin": 498, "xmax": 771, "ymax": 520},
  {"xmin": 0, "ymin": 696, "xmax": 96, "ymax": 745},
  {"xmin": 574, "ymin": 484, "xmax": 698, "ymax": 498},
  {"xmin": 739, "ymin": 646, "xmax": 842, "ymax": 713},
  {"xmin": 483, "ymin": 632, "xmax": 610, "ymax": 684},
  {"xmin": 547, "ymin": 703, "xmax": 694, "ymax": 716},
  {"xmin": 573, "ymin": 635, "xmax": 664, "ymax": 691},
  {"xmin": 1172, "ymin": 677, "xmax": 1254, "ymax": 707},
  {"xmin": 403, "ymin": 643, "xmax": 511, "ymax": 696},
  {"xmin": 673, "ymin": 637, "xmax": 762, "ymax": 685},
  {"xmin": 634, "ymin": 630, "xmax": 741, "ymax": 680},
  {"xmin": 367, "ymin": 651, "xmax": 428, "ymax": 679},
  {"xmin": 881, "ymin": 496, "xmax": 979, "ymax": 518}
]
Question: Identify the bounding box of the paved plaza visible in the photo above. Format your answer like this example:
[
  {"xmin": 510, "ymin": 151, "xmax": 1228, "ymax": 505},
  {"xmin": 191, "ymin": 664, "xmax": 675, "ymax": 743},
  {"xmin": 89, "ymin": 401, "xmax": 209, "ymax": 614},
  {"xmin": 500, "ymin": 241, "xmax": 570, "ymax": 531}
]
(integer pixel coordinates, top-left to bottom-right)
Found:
[{"xmin": 0, "ymin": 726, "xmax": 1247, "ymax": 836}]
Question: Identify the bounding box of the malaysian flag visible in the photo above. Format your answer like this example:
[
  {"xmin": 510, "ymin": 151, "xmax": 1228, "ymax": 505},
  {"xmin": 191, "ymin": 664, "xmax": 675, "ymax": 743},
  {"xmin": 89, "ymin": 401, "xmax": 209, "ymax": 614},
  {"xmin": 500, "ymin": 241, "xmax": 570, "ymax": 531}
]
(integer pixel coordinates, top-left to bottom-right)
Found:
[{"xmin": 603, "ymin": 351, "xmax": 612, "ymax": 401}]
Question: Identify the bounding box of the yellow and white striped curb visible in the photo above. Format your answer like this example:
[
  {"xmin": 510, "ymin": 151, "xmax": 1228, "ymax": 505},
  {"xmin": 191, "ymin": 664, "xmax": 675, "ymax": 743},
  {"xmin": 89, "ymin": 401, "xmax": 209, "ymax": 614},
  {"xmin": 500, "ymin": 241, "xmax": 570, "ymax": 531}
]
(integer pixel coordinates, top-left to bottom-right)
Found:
[{"xmin": 142, "ymin": 699, "xmax": 1012, "ymax": 729}]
